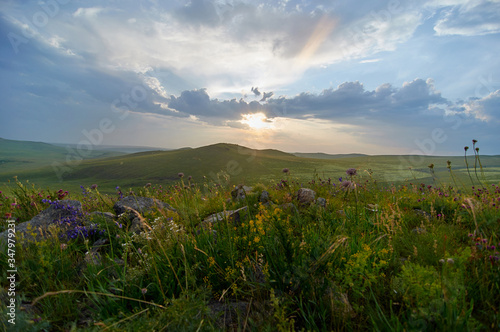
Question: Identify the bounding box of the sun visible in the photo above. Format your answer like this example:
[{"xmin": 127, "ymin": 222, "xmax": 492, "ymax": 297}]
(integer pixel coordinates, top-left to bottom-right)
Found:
[{"xmin": 241, "ymin": 113, "xmax": 274, "ymax": 130}]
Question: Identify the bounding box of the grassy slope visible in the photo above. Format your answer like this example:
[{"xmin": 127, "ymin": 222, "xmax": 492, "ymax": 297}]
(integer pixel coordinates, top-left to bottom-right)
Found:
[
  {"xmin": 2, "ymin": 141, "xmax": 500, "ymax": 194},
  {"xmin": 0, "ymin": 138, "xmax": 125, "ymax": 173}
]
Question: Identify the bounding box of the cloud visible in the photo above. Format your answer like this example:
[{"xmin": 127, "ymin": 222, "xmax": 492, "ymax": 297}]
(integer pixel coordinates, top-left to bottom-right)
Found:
[
  {"xmin": 430, "ymin": 0, "xmax": 500, "ymax": 36},
  {"xmin": 251, "ymin": 87, "xmax": 261, "ymax": 96},
  {"xmin": 260, "ymin": 91, "xmax": 274, "ymax": 102}
]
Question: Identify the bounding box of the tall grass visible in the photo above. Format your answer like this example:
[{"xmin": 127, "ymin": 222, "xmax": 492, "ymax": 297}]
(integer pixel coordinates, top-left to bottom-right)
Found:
[{"xmin": 1, "ymin": 159, "xmax": 499, "ymax": 331}]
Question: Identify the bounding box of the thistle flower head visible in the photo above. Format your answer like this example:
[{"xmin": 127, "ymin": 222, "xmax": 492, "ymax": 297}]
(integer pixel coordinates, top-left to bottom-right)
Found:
[
  {"xmin": 341, "ymin": 180, "xmax": 353, "ymax": 189},
  {"xmin": 464, "ymin": 146, "xmax": 469, "ymax": 152},
  {"xmin": 178, "ymin": 172, "xmax": 184, "ymax": 178},
  {"xmin": 282, "ymin": 168, "xmax": 290, "ymax": 174},
  {"xmin": 346, "ymin": 168, "xmax": 357, "ymax": 176}
]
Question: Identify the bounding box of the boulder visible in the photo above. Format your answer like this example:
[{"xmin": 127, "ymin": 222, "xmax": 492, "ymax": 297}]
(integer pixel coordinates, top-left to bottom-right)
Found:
[
  {"xmin": 0, "ymin": 200, "xmax": 82, "ymax": 245},
  {"xmin": 296, "ymin": 188, "xmax": 316, "ymax": 206},
  {"xmin": 259, "ymin": 190, "xmax": 270, "ymax": 204},
  {"xmin": 203, "ymin": 206, "xmax": 249, "ymax": 226},
  {"xmin": 113, "ymin": 196, "xmax": 175, "ymax": 215},
  {"xmin": 316, "ymin": 197, "xmax": 327, "ymax": 207}
]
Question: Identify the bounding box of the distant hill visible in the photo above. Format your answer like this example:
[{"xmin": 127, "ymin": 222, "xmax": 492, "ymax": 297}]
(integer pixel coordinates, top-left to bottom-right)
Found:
[
  {"xmin": 50, "ymin": 143, "xmax": 169, "ymax": 154},
  {"xmin": 294, "ymin": 152, "xmax": 368, "ymax": 159},
  {"xmin": 0, "ymin": 138, "xmax": 125, "ymax": 172},
  {"xmin": 1, "ymin": 140, "xmax": 500, "ymax": 193}
]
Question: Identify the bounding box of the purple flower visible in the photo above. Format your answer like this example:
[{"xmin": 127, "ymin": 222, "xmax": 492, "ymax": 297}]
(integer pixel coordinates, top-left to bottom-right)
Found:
[
  {"xmin": 90, "ymin": 184, "xmax": 98, "ymax": 190},
  {"xmin": 282, "ymin": 168, "xmax": 290, "ymax": 174},
  {"xmin": 346, "ymin": 168, "xmax": 357, "ymax": 176},
  {"xmin": 341, "ymin": 180, "xmax": 353, "ymax": 189}
]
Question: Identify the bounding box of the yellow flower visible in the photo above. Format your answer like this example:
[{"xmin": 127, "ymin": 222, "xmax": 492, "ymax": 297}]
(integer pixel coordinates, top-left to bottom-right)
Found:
[{"xmin": 254, "ymin": 236, "xmax": 260, "ymax": 243}]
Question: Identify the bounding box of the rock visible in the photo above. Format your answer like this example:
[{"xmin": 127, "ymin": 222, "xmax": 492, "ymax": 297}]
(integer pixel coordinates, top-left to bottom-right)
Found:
[
  {"xmin": 259, "ymin": 190, "xmax": 270, "ymax": 204},
  {"xmin": 84, "ymin": 238, "xmax": 109, "ymax": 266},
  {"xmin": 203, "ymin": 206, "xmax": 249, "ymax": 226},
  {"xmin": 119, "ymin": 207, "xmax": 151, "ymax": 234},
  {"xmin": 411, "ymin": 227, "xmax": 426, "ymax": 234},
  {"xmin": 0, "ymin": 200, "xmax": 82, "ymax": 246},
  {"xmin": 113, "ymin": 196, "xmax": 175, "ymax": 216},
  {"xmin": 296, "ymin": 188, "xmax": 316, "ymax": 206},
  {"xmin": 413, "ymin": 208, "xmax": 432, "ymax": 220},
  {"xmin": 231, "ymin": 185, "xmax": 248, "ymax": 201},
  {"xmin": 316, "ymin": 197, "xmax": 327, "ymax": 207}
]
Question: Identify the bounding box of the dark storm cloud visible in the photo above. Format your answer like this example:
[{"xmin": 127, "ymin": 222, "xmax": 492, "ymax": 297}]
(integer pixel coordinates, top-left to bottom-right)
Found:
[{"xmin": 167, "ymin": 88, "xmax": 262, "ymax": 121}]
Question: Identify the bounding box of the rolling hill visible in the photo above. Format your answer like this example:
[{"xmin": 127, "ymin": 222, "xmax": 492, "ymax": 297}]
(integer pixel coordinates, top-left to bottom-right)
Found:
[
  {"xmin": 2, "ymin": 140, "xmax": 500, "ymax": 194},
  {"xmin": 0, "ymin": 138, "xmax": 126, "ymax": 173}
]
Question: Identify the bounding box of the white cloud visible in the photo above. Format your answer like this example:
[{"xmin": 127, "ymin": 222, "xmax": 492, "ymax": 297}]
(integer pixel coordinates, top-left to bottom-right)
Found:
[{"xmin": 430, "ymin": 0, "xmax": 500, "ymax": 36}]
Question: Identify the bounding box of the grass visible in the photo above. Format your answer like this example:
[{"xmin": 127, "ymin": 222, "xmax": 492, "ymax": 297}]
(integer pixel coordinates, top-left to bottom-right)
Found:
[
  {"xmin": 1, "ymin": 158, "xmax": 500, "ymax": 331},
  {"xmin": 2, "ymin": 141, "xmax": 500, "ymax": 194}
]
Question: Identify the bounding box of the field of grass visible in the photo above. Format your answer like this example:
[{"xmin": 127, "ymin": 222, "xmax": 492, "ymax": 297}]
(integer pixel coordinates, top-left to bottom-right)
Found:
[
  {"xmin": 2, "ymin": 141, "xmax": 500, "ymax": 195},
  {"xmin": 1, "ymin": 167, "xmax": 499, "ymax": 330}
]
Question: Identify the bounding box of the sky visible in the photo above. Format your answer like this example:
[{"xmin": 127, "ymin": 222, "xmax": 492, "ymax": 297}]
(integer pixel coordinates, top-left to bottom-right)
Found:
[{"xmin": 1, "ymin": 0, "xmax": 500, "ymax": 156}]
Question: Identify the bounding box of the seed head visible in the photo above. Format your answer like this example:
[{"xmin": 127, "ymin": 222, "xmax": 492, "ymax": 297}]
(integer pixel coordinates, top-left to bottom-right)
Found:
[{"xmin": 346, "ymin": 168, "xmax": 357, "ymax": 176}]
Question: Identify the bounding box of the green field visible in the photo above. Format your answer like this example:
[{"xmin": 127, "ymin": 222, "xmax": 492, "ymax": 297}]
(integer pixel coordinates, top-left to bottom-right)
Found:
[
  {"xmin": 2, "ymin": 138, "xmax": 500, "ymax": 330},
  {"xmin": 1, "ymin": 139, "xmax": 499, "ymax": 194}
]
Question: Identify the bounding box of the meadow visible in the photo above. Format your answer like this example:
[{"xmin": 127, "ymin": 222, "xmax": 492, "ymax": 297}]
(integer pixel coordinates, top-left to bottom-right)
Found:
[{"xmin": 1, "ymin": 139, "xmax": 500, "ymax": 331}]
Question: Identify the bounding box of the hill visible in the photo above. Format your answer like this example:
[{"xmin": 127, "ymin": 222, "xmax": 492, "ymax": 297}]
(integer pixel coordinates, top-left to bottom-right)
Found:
[
  {"xmin": 0, "ymin": 138, "xmax": 125, "ymax": 173},
  {"xmin": 293, "ymin": 152, "xmax": 368, "ymax": 159},
  {"xmin": 1, "ymin": 141, "xmax": 500, "ymax": 193}
]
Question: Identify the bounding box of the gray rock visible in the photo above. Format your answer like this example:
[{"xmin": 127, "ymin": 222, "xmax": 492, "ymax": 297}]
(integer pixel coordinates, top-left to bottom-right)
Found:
[
  {"xmin": 259, "ymin": 190, "xmax": 270, "ymax": 204},
  {"xmin": 84, "ymin": 238, "xmax": 109, "ymax": 266},
  {"xmin": 113, "ymin": 196, "xmax": 175, "ymax": 216},
  {"xmin": 296, "ymin": 188, "xmax": 316, "ymax": 206},
  {"xmin": 203, "ymin": 206, "xmax": 249, "ymax": 226},
  {"xmin": 118, "ymin": 207, "xmax": 150, "ymax": 234},
  {"xmin": 413, "ymin": 208, "xmax": 432, "ymax": 220},
  {"xmin": 0, "ymin": 200, "xmax": 82, "ymax": 246},
  {"xmin": 411, "ymin": 227, "xmax": 426, "ymax": 234},
  {"xmin": 316, "ymin": 197, "xmax": 327, "ymax": 207},
  {"xmin": 231, "ymin": 185, "xmax": 247, "ymax": 201}
]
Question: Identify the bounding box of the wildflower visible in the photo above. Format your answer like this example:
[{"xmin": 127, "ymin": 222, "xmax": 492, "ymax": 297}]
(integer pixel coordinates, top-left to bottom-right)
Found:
[
  {"xmin": 446, "ymin": 258, "xmax": 454, "ymax": 264},
  {"xmin": 60, "ymin": 243, "xmax": 67, "ymax": 250},
  {"xmin": 141, "ymin": 288, "xmax": 148, "ymax": 295},
  {"xmin": 178, "ymin": 172, "xmax": 184, "ymax": 178},
  {"xmin": 346, "ymin": 168, "xmax": 357, "ymax": 176},
  {"xmin": 282, "ymin": 168, "xmax": 289, "ymax": 174},
  {"xmin": 188, "ymin": 176, "xmax": 192, "ymax": 181},
  {"xmin": 145, "ymin": 183, "xmax": 152, "ymax": 188},
  {"xmin": 90, "ymin": 184, "xmax": 98, "ymax": 190},
  {"xmin": 341, "ymin": 180, "xmax": 353, "ymax": 189},
  {"xmin": 472, "ymin": 139, "xmax": 477, "ymax": 144},
  {"xmin": 464, "ymin": 146, "xmax": 469, "ymax": 151}
]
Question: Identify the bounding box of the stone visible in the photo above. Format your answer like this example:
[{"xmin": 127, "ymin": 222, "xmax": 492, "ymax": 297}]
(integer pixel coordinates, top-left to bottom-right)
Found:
[
  {"xmin": 203, "ymin": 206, "xmax": 249, "ymax": 226},
  {"xmin": 296, "ymin": 188, "xmax": 316, "ymax": 206},
  {"xmin": 84, "ymin": 238, "xmax": 109, "ymax": 266},
  {"xmin": 0, "ymin": 200, "xmax": 82, "ymax": 246},
  {"xmin": 113, "ymin": 196, "xmax": 176, "ymax": 216},
  {"xmin": 316, "ymin": 197, "xmax": 327, "ymax": 207},
  {"xmin": 413, "ymin": 208, "xmax": 432, "ymax": 220},
  {"xmin": 231, "ymin": 185, "xmax": 247, "ymax": 201},
  {"xmin": 119, "ymin": 207, "xmax": 150, "ymax": 234},
  {"xmin": 259, "ymin": 190, "xmax": 270, "ymax": 204}
]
